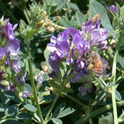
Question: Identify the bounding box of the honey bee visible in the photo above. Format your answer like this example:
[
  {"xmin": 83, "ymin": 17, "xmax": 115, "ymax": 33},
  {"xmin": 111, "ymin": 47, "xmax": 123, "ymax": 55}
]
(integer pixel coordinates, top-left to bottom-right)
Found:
[
  {"xmin": 92, "ymin": 14, "xmax": 100, "ymax": 23},
  {"xmin": 84, "ymin": 50, "xmax": 103, "ymax": 76}
]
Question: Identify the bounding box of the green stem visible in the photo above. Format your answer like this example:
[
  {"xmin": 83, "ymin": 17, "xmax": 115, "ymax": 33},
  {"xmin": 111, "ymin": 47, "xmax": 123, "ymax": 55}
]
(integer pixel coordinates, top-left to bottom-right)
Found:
[
  {"xmin": 27, "ymin": 42, "xmax": 44, "ymax": 124},
  {"xmin": 112, "ymin": 50, "xmax": 119, "ymax": 82},
  {"xmin": 63, "ymin": 93, "xmax": 84, "ymax": 108},
  {"xmin": 111, "ymin": 50, "xmax": 119, "ymax": 124},
  {"xmin": 75, "ymin": 100, "xmax": 124, "ymax": 124},
  {"xmin": 45, "ymin": 94, "xmax": 59, "ymax": 121},
  {"xmin": 112, "ymin": 89, "xmax": 118, "ymax": 124},
  {"xmin": 52, "ymin": 23, "xmax": 66, "ymax": 30}
]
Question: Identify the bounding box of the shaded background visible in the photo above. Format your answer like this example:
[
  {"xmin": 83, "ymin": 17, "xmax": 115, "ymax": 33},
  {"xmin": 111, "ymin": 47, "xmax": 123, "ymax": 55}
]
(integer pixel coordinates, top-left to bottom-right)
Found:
[{"xmin": 0, "ymin": 0, "xmax": 123, "ymax": 23}]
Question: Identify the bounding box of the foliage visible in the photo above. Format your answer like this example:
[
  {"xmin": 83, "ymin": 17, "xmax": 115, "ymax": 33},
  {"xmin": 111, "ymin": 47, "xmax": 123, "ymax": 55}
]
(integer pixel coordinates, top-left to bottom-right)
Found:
[{"xmin": 0, "ymin": 0, "xmax": 124, "ymax": 124}]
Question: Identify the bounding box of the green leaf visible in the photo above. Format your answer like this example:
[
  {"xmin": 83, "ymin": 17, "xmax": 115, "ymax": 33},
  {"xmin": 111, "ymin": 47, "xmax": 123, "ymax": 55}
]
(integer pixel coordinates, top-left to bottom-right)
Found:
[
  {"xmin": 44, "ymin": 48, "xmax": 52, "ymax": 70},
  {"xmin": 43, "ymin": 0, "xmax": 54, "ymax": 8},
  {"xmin": 53, "ymin": 102, "xmax": 66, "ymax": 118},
  {"xmin": 57, "ymin": 107, "xmax": 75, "ymax": 118},
  {"xmin": 49, "ymin": 80, "xmax": 60, "ymax": 90},
  {"xmin": 67, "ymin": 2, "xmax": 80, "ymax": 11},
  {"xmin": 40, "ymin": 94, "xmax": 55, "ymax": 104},
  {"xmin": 0, "ymin": 108, "xmax": 4, "ymax": 112},
  {"xmin": 77, "ymin": 75, "xmax": 93, "ymax": 83},
  {"xmin": 96, "ymin": 91, "xmax": 107, "ymax": 101},
  {"xmin": 59, "ymin": 62, "xmax": 67, "ymax": 78},
  {"xmin": 2, "ymin": 119, "xmax": 23, "ymax": 124},
  {"xmin": 0, "ymin": 90, "xmax": 11, "ymax": 106},
  {"xmin": 16, "ymin": 112, "xmax": 32, "ymax": 120},
  {"xmin": 52, "ymin": 118, "xmax": 63, "ymax": 124},
  {"xmin": 42, "ymin": 105, "xmax": 51, "ymax": 117},
  {"xmin": 99, "ymin": 112, "xmax": 113, "ymax": 124},
  {"xmin": 23, "ymin": 104, "xmax": 37, "ymax": 113},
  {"xmin": 115, "ymin": 89, "xmax": 122, "ymax": 101},
  {"xmin": 5, "ymin": 105, "xmax": 18, "ymax": 116},
  {"xmin": 55, "ymin": 0, "xmax": 67, "ymax": 11},
  {"xmin": 24, "ymin": 83, "xmax": 33, "ymax": 93},
  {"xmin": 119, "ymin": 111, "xmax": 124, "ymax": 123},
  {"xmin": 117, "ymin": 54, "xmax": 124, "ymax": 68},
  {"xmin": 4, "ymin": 91, "xmax": 20, "ymax": 102},
  {"xmin": 62, "ymin": 87, "xmax": 74, "ymax": 93},
  {"xmin": 43, "ymin": 0, "xmax": 67, "ymax": 13},
  {"xmin": 89, "ymin": 0, "xmax": 116, "ymax": 39},
  {"xmin": 117, "ymin": 36, "xmax": 124, "ymax": 51},
  {"xmin": 60, "ymin": 16, "xmax": 72, "ymax": 27},
  {"xmin": 64, "ymin": 72, "xmax": 75, "ymax": 84},
  {"xmin": 78, "ymin": 93, "xmax": 93, "ymax": 102},
  {"xmin": 26, "ymin": 29, "xmax": 37, "ymax": 41},
  {"xmin": 120, "ymin": 5, "xmax": 124, "ymax": 22},
  {"xmin": 75, "ymin": 11, "xmax": 84, "ymax": 26}
]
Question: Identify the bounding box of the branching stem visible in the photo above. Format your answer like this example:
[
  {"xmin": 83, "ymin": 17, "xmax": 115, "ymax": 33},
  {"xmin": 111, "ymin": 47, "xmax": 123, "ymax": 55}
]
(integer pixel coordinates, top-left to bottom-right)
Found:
[{"xmin": 27, "ymin": 42, "xmax": 45, "ymax": 124}]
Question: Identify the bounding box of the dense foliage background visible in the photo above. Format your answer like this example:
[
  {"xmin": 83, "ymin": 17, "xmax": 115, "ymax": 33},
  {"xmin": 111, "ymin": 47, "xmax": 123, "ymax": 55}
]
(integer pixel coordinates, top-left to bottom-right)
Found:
[{"xmin": 0, "ymin": 0, "xmax": 124, "ymax": 124}]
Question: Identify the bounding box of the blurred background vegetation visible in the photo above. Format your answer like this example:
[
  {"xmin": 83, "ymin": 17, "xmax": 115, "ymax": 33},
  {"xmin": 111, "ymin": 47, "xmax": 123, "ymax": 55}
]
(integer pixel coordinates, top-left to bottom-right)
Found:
[{"xmin": 0, "ymin": 0, "xmax": 124, "ymax": 23}]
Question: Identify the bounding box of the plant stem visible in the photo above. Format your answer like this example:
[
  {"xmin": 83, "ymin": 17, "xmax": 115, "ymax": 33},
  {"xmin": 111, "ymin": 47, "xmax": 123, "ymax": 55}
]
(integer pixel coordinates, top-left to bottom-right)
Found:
[
  {"xmin": 45, "ymin": 94, "xmax": 59, "ymax": 121},
  {"xmin": 75, "ymin": 100, "xmax": 124, "ymax": 124},
  {"xmin": 111, "ymin": 50, "xmax": 119, "ymax": 124},
  {"xmin": 112, "ymin": 89, "xmax": 118, "ymax": 124},
  {"xmin": 27, "ymin": 42, "xmax": 45, "ymax": 124},
  {"xmin": 63, "ymin": 93, "xmax": 84, "ymax": 108},
  {"xmin": 52, "ymin": 23, "xmax": 66, "ymax": 30},
  {"xmin": 112, "ymin": 50, "xmax": 119, "ymax": 83}
]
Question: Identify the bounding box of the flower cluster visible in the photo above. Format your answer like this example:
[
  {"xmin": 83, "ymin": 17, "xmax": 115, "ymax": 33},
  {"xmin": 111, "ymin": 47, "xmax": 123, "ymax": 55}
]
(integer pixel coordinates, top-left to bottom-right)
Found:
[
  {"xmin": 0, "ymin": 19, "xmax": 27, "ymax": 94},
  {"xmin": 48, "ymin": 18, "xmax": 109, "ymax": 95}
]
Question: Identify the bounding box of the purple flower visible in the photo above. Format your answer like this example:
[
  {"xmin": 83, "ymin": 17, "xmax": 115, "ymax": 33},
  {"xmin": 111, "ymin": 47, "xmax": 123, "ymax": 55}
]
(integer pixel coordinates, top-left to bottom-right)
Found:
[
  {"xmin": 49, "ymin": 51, "xmax": 61, "ymax": 72},
  {"xmin": 12, "ymin": 60, "xmax": 21, "ymax": 73},
  {"xmin": 0, "ymin": 48, "xmax": 5, "ymax": 59},
  {"xmin": 9, "ymin": 82, "xmax": 15, "ymax": 91},
  {"xmin": 21, "ymin": 72, "xmax": 28, "ymax": 84},
  {"xmin": 4, "ymin": 22, "xmax": 17, "ymax": 42},
  {"xmin": 36, "ymin": 73, "xmax": 43, "ymax": 85},
  {"xmin": 5, "ymin": 57, "xmax": 10, "ymax": 67},
  {"xmin": 0, "ymin": 19, "xmax": 28, "ymax": 93},
  {"xmin": 56, "ymin": 40, "xmax": 70, "ymax": 58},
  {"xmin": 90, "ymin": 29, "xmax": 108, "ymax": 47},
  {"xmin": 48, "ymin": 28, "xmax": 78, "ymax": 59},
  {"xmin": 109, "ymin": 5, "xmax": 118, "ymax": 15},
  {"xmin": 4, "ymin": 22, "xmax": 20, "ymax": 53},
  {"xmin": 22, "ymin": 91, "xmax": 31, "ymax": 98},
  {"xmin": 66, "ymin": 49, "xmax": 74, "ymax": 65},
  {"xmin": 48, "ymin": 18, "xmax": 109, "ymax": 82},
  {"xmin": 15, "ymin": 72, "xmax": 27, "ymax": 84},
  {"xmin": 4, "ymin": 40, "xmax": 20, "ymax": 56},
  {"xmin": 48, "ymin": 28, "xmax": 80, "ymax": 72},
  {"xmin": 0, "ymin": 70, "xmax": 6, "ymax": 79},
  {"xmin": 78, "ymin": 83, "xmax": 93, "ymax": 96},
  {"xmin": 71, "ymin": 70, "xmax": 86, "ymax": 83},
  {"xmin": 80, "ymin": 19, "xmax": 108, "ymax": 49}
]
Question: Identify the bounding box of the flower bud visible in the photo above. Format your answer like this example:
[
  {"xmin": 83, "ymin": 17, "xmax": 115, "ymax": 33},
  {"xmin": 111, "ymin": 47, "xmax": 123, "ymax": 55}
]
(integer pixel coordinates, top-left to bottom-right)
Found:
[
  {"xmin": 46, "ymin": 19, "xmax": 52, "ymax": 26},
  {"xmin": 46, "ymin": 26, "xmax": 55, "ymax": 33},
  {"xmin": 19, "ymin": 92, "xmax": 23, "ymax": 97},
  {"xmin": 57, "ymin": 16, "xmax": 61, "ymax": 20},
  {"xmin": 2, "ymin": 73, "xmax": 8, "ymax": 78},
  {"xmin": 36, "ymin": 20, "xmax": 44, "ymax": 28},
  {"xmin": 42, "ymin": 11, "xmax": 47, "ymax": 16},
  {"xmin": 42, "ymin": 65, "xmax": 50, "ymax": 73},
  {"xmin": 0, "ymin": 80, "xmax": 9, "ymax": 87},
  {"xmin": 109, "ymin": 5, "xmax": 118, "ymax": 15}
]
